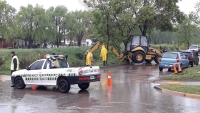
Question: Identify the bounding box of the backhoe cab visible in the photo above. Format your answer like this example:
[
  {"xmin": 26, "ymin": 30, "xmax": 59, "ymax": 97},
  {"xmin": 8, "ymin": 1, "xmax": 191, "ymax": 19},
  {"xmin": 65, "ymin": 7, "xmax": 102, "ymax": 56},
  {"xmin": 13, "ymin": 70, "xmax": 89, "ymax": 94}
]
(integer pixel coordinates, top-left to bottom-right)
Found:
[{"xmin": 125, "ymin": 35, "xmax": 162, "ymax": 64}]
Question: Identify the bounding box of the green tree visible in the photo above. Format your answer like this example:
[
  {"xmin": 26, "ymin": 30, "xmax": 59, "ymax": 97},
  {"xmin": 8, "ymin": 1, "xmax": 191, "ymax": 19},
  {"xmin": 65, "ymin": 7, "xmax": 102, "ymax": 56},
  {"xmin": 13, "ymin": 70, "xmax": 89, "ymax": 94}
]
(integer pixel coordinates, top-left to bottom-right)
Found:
[
  {"xmin": 83, "ymin": 0, "xmax": 184, "ymax": 45},
  {"xmin": 149, "ymin": 29, "xmax": 176, "ymax": 44},
  {"xmin": 33, "ymin": 4, "xmax": 48, "ymax": 47},
  {"xmin": 17, "ymin": 5, "xmax": 36, "ymax": 48},
  {"xmin": 64, "ymin": 12, "xmax": 78, "ymax": 46},
  {"xmin": 73, "ymin": 11, "xmax": 93, "ymax": 46},
  {"xmin": 0, "ymin": 0, "xmax": 16, "ymax": 40},
  {"xmin": 84, "ymin": 0, "xmax": 136, "ymax": 47},
  {"xmin": 175, "ymin": 14, "xmax": 199, "ymax": 49},
  {"xmin": 136, "ymin": 0, "xmax": 184, "ymax": 35},
  {"xmin": 47, "ymin": 6, "xmax": 68, "ymax": 47}
]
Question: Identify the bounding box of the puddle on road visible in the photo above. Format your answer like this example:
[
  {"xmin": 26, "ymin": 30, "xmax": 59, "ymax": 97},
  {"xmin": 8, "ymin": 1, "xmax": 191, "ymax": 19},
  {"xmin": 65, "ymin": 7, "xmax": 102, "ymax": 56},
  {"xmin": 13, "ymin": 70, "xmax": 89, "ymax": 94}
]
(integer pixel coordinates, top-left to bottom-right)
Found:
[{"xmin": 0, "ymin": 75, "xmax": 10, "ymax": 82}]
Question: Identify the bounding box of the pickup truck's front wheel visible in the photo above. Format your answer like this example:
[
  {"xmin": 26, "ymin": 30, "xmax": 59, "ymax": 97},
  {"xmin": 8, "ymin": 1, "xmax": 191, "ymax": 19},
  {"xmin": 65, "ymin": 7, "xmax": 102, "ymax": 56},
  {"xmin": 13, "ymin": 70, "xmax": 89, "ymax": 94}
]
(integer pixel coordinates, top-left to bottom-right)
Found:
[
  {"xmin": 58, "ymin": 79, "xmax": 70, "ymax": 93},
  {"xmin": 15, "ymin": 77, "xmax": 26, "ymax": 89},
  {"xmin": 78, "ymin": 83, "xmax": 90, "ymax": 90}
]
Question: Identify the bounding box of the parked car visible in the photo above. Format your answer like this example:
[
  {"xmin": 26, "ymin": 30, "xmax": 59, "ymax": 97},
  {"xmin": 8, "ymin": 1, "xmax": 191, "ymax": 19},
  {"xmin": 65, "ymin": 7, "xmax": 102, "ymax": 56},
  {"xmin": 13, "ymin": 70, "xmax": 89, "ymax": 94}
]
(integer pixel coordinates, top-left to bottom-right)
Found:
[
  {"xmin": 159, "ymin": 52, "xmax": 189, "ymax": 71},
  {"xmin": 179, "ymin": 50, "xmax": 199, "ymax": 67},
  {"xmin": 188, "ymin": 45, "xmax": 200, "ymax": 53}
]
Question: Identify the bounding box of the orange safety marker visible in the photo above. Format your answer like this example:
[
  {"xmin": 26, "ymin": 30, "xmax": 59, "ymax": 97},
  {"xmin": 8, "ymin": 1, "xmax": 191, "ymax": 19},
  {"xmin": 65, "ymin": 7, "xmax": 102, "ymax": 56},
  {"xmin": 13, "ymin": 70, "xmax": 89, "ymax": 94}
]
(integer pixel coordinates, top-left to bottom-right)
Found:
[
  {"xmin": 56, "ymin": 59, "xmax": 59, "ymax": 66},
  {"xmin": 107, "ymin": 71, "xmax": 112, "ymax": 86},
  {"xmin": 32, "ymin": 85, "xmax": 36, "ymax": 90},
  {"xmin": 178, "ymin": 63, "xmax": 182, "ymax": 72},
  {"xmin": 173, "ymin": 64, "xmax": 178, "ymax": 74}
]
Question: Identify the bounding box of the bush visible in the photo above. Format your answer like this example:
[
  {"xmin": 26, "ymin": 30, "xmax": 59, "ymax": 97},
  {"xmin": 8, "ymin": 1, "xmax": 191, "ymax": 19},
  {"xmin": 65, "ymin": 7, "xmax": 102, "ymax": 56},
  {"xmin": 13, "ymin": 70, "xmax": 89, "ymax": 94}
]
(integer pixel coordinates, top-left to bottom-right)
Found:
[
  {"xmin": 0, "ymin": 55, "xmax": 6, "ymax": 67},
  {"xmin": 75, "ymin": 53, "xmax": 84, "ymax": 60},
  {"xmin": 151, "ymin": 44, "xmax": 179, "ymax": 52}
]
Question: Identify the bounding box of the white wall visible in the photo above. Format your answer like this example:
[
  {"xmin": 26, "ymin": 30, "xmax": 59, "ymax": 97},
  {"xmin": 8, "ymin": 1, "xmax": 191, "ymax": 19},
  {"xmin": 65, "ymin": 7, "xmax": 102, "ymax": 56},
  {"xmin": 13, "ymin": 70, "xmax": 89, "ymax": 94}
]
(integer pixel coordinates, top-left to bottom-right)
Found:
[
  {"xmin": 86, "ymin": 39, "xmax": 92, "ymax": 46},
  {"xmin": 62, "ymin": 39, "xmax": 92, "ymax": 46}
]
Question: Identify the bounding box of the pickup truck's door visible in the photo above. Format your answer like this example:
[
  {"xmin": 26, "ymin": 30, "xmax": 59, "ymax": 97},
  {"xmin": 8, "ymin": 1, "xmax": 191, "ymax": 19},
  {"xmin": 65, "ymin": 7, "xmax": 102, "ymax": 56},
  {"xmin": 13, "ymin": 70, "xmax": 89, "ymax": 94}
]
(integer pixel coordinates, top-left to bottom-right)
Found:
[
  {"xmin": 24, "ymin": 60, "xmax": 45, "ymax": 84},
  {"xmin": 41, "ymin": 61, "xmax": 59, "ymax": 85}
]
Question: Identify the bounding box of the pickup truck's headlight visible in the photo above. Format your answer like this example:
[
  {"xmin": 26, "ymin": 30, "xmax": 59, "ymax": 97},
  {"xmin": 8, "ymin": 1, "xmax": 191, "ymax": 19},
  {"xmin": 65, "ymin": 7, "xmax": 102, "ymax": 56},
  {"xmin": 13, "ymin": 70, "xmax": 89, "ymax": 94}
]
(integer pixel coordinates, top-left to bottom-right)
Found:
[{"xmin": 78, "ymin": 68, "xmax": 83, "ymax": 75}]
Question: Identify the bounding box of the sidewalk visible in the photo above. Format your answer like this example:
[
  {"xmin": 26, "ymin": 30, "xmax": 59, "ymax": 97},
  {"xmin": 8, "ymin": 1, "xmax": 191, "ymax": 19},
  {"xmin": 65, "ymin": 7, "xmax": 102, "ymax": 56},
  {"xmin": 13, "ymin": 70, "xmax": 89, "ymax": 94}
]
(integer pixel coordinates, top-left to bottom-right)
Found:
[{"xmin": 154, "ymin": 80, "xmax": 200, "ymax": 99}]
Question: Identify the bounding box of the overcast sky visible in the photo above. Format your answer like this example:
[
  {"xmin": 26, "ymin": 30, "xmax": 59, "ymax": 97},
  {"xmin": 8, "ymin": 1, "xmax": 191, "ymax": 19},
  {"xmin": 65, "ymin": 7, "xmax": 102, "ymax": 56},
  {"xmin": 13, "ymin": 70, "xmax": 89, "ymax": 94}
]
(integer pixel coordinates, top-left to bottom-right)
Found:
[
  {"xmin": 6, "ymin": 0, "xmax": 86, "ymax": 11},
  {"xmin": 5, "ymin": 0, "xmax": 199, "ymax": 14}
]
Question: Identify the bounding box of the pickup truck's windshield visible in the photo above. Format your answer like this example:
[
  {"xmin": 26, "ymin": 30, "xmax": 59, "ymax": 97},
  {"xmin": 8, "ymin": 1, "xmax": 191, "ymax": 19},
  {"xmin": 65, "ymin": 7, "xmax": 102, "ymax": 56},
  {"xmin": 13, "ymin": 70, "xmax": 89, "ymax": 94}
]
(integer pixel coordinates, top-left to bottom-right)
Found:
[
  {"xmin": 189, "ymin": 46, "xmax": 198, "ymax": 49},
  {"xmin": 51, "ymin": 59, "xmax": 68, "ymax": 68}
]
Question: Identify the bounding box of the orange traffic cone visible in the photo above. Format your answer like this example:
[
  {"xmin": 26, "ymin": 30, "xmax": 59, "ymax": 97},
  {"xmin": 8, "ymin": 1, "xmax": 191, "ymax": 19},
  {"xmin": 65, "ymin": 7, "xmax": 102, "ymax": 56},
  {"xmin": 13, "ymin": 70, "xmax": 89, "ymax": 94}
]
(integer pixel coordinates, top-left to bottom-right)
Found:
[
  {"xmin": 173, "ymin": 64, "xmax": 178, "ymax": 74},
  {"xmin": 178, "ymin": 63, "xmax": 182, "ymax": 72},
  {"xmin": 107, "ymin": 71, "xmax": 112, "ymax": 86},
  {"xmin": 32, "ymin": 85, "xmax": 36, "ymax": 90}
]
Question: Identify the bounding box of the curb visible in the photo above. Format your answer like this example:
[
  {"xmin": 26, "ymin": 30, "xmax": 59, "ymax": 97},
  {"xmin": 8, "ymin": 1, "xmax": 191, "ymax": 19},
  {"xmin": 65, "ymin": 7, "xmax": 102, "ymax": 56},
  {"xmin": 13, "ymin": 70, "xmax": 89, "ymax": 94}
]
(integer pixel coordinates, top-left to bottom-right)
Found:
[
  {"xmin": 185, "ymin": 93, "xmax": 200, "ymax": 98},
  {"xmin": 154, "ymin": 86, "xmax": 162, "ymax": 90},
  {"xmin": 162, "ymin": 89, "xmax": 185, "ymax": 97},
  {"xmin": 154, "ymin": 85, "xmax": 200, "ymax": 99},
  {"xmin": 153, "ymin": 80, "xmax": 184, "ymax": 85}
]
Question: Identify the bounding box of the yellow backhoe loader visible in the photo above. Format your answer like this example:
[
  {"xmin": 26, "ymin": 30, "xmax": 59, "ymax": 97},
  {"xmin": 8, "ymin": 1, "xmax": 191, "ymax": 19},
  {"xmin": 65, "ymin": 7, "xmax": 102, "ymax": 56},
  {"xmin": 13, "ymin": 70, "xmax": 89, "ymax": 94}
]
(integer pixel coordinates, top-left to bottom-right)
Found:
[{"xmin": 87, "ymin": 35, "xmax": 163, "ymax": 64}]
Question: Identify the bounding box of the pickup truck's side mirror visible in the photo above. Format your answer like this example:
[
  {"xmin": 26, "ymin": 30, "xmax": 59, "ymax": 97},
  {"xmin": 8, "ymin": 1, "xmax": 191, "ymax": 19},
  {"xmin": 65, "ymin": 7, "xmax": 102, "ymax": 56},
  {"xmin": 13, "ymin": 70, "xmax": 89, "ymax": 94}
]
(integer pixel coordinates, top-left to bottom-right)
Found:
[{"xmin": 26, "ymin": 66, "xmax": 30, "ymax": 70}]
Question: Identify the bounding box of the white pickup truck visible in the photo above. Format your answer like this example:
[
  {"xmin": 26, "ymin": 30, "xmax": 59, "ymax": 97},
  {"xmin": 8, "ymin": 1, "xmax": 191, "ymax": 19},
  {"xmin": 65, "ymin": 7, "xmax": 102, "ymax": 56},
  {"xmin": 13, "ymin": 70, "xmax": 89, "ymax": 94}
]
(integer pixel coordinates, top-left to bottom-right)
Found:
[{"xmin": 11, "ymin": 54, "xmax": 101, "ymax": 93}]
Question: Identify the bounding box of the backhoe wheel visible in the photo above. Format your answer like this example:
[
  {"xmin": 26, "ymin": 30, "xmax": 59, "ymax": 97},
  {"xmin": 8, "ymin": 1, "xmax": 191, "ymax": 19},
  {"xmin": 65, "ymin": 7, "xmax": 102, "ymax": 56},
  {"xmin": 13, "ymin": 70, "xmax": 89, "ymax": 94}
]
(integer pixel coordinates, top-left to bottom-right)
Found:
[
  {"xmin": 145, "ymin": 59, "xmax": 152, "ymax": 63},
  {"xmin": 154, "ymin": 55, "xmax": 162, "ymax": 64},
  {"xmin": 132, "ymin": 51, "xmax": 145, "ymax": 63},
  {"xmin": 58, "ymin": 79, "xmax": 70, "ymax": 93}
]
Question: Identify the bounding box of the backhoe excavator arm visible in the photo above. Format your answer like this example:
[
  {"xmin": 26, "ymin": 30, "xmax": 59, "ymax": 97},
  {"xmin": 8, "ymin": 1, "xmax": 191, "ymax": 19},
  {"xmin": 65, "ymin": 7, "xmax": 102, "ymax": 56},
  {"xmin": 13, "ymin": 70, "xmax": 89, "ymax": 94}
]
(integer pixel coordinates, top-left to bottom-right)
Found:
[
  {"xmin": 88, "ymin": 41, "xmax": 101, "ymax": 53},
  {"xmin": 85, "ymin": 41, "xmax": 131, "ymax": 63},
  {"xmin": 87, "ymin": 41, "xmax": 122, "ymax": 58},
  {"xmin": 108, "ymin": 46, "xmax": 120, "ymax": 57}
]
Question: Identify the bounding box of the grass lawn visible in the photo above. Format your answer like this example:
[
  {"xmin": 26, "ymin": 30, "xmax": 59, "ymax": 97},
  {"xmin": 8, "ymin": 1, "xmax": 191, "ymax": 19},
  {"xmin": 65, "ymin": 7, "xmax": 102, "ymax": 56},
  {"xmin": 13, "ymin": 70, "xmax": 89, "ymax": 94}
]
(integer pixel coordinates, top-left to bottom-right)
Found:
[
  {"xmin": 160, "ymin": 65, "xmax": 200, "ymax": 95},
  {"xmin": 161, "ymin": 85, "xmax": 200, "ymax": 95},
  {"xmin": 161, "ymin": 65, "xmax": 200, "ymax": 81}
]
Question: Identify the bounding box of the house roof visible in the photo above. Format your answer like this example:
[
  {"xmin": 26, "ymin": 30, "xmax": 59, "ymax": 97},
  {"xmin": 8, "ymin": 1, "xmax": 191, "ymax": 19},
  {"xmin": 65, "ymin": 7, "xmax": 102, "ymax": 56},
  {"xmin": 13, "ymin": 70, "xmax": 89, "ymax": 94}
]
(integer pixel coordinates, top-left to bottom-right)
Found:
[{"xmin": 82, "ymin": 35, "xmax": 89, "ymax": 40}]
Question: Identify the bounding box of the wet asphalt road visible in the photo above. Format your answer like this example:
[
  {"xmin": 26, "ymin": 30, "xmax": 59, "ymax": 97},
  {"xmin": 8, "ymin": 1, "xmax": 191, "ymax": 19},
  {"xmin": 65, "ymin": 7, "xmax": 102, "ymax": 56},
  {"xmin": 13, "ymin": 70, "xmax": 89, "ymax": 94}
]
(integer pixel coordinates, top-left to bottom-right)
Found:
[{"xmin": 1, "ymin": 63, "xmax": 200, "ymax": 113}]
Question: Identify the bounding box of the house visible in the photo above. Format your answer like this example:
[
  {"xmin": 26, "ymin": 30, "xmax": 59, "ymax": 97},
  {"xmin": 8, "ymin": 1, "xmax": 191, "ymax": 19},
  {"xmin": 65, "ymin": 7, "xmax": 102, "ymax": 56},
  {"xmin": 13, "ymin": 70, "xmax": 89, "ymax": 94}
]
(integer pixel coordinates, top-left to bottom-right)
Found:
[
  {"xmin": 62, "ymin": 34, "xmax": 93, "ymax": 46},
  {"xmin": 0, "ymin": 36, "xmax": 13, "ymax": 48},
  {"xmin": 81, "ymin": 35, "xmax": 92, "ymax": 46},
  {"xmin": 14, "ymin": 39, "xmax": 26, "ymax": 48}
]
